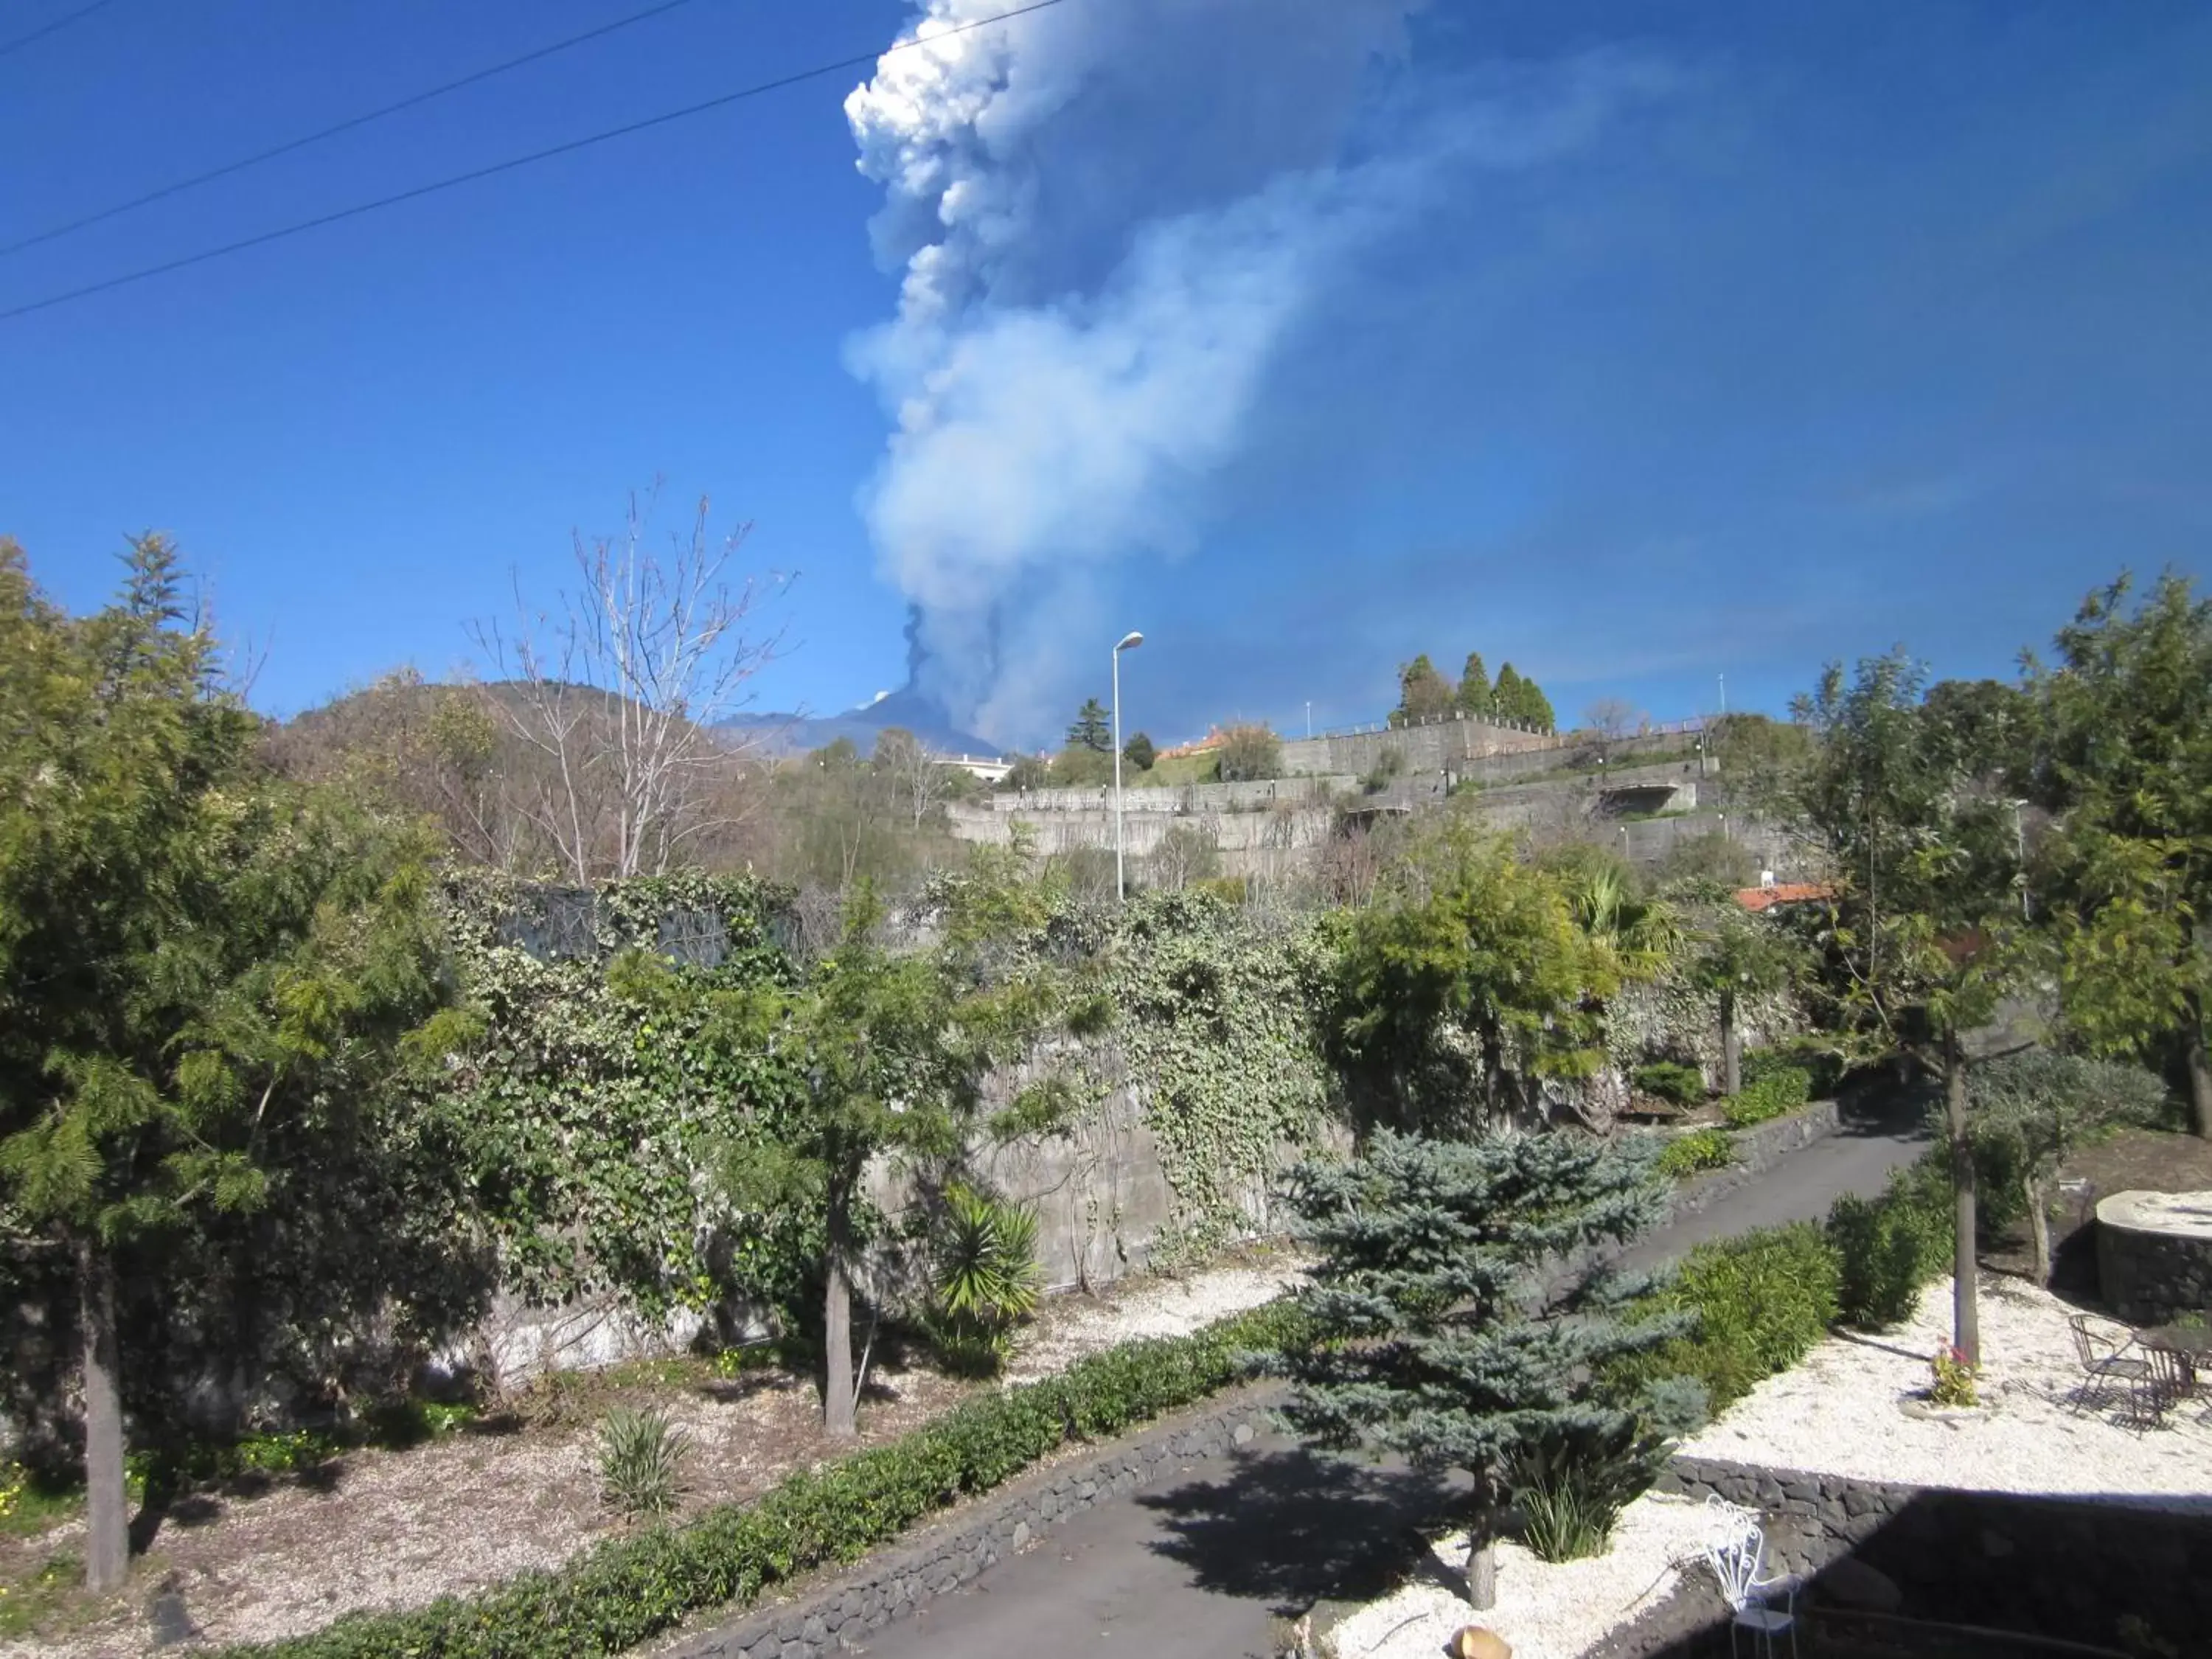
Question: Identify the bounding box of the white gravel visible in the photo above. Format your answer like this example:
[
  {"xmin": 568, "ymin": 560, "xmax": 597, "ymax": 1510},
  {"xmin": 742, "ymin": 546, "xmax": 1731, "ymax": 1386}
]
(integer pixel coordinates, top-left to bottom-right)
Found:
[
  {"xmin": 1679, "ymin": 1274, "xmax": 2212, "ymax": 1503},
  {"xmin": 1327, "ymin": 1495, "xmax": 1715, "ymax": 1659},
  {"xmin": 1004, "ymin": 1253, "xmax": 1305, "ymax": 1383}
]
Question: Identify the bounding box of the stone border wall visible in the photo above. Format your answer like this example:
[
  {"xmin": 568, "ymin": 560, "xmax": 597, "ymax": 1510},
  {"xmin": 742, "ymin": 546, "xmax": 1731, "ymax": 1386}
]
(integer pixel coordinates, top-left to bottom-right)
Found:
[
  {"xmin": 1664, "ymin": 1101, "xmax": 1842, "ymax": 1225},
  {"xmin": 2095, "ymin": 1200, "xmax": 2212, "ymax": 1324},
  {"xmin": 1599, "ymin": 1455, "xmax": 2212, "ymax": 1655},
  {"xmin": 663, "ymin": 1388, "xmax": 1283, "ymax": 1659}
]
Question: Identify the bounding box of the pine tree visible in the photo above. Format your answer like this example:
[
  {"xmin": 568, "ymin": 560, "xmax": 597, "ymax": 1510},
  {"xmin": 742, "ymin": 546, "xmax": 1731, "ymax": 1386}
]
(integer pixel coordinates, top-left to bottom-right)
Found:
[
  {"xmin": 1456, "ymin": 653, "xmax": 1492, "ymax": 717},
  {"xmin": 1275, "ymin": 1131, "xmax": 1682, "ymax": 1609},
  {"xmin": 1066, "ymin": 698, "xmax": 1113, "ymax": 754},
  {"xmin": 1492, "ymin": 662, "xmax": 1528, "ymax": 725}
]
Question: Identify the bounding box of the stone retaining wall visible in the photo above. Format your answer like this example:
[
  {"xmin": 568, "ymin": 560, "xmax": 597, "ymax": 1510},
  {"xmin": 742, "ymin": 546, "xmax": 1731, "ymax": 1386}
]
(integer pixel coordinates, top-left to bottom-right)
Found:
[
  {"xmin": 1627, "ymin": 1455, "xmax": 2212, "ymax": 1655},
  {"xmin": 2095, "ymin": 1198, "xmax": 2212, "ymax": 1324},
  {"xmin": 1663, "ymin": 1102, "xmax": 1842, "ymax": 1225},
  {"xmin": 664, "ymin": 1388, "xmax": 1283, "ymax": 1659}
]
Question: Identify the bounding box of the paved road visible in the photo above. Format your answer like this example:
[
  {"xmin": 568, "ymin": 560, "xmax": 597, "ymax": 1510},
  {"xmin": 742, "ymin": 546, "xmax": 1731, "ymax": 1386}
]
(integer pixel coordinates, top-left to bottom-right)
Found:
[{"xmin": 849, "ymin": 1110, "xmax": 1931, "ymax": 1659}]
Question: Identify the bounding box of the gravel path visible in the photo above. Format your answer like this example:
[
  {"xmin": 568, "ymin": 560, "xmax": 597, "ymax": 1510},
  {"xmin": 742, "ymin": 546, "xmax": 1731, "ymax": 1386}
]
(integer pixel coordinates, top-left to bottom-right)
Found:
[
  {"xmin": 1004, "ymin": 1254, "xmax": 1304, "ymax": 1382},
  {"xmin": 1679, "ymin": 1273, "xmax": 2212, "ymax": 1502},
  {"xmin": 1329, "ymin": 1495, "xmax": 1714, "ymax": 1659}
]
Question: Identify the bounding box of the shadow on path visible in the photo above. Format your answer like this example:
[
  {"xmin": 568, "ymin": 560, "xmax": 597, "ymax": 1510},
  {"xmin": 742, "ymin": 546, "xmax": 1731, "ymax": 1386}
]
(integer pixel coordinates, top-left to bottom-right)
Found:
[{"xmin": 1137, "ymin": 1443, "xmax": 1465, "ymax": 1617}]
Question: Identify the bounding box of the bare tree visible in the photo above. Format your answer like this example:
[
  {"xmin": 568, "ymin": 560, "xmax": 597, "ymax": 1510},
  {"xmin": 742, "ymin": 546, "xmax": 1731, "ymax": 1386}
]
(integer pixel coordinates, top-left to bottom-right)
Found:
[
  {"xmin": 873, "ymin": 727, "xmax": 953, "ymax": 830},
  {"xmin": 1582, "ymin": 697, "xmax": 1640, "ymax": 742},
  {"xmin": 472, "ymin": 487, "xmax": 788, "ymax": 883}
]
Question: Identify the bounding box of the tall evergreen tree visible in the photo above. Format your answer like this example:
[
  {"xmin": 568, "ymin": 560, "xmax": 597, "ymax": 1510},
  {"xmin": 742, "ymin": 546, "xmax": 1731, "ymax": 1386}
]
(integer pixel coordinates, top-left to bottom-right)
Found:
[
  {"xmin": 1274, "ymin": 1131, "xmax": 1680, "ymax": 1609},
  {"xmin": 1066, "ymin": 698, "xmax": 1113, "ymax": 754},
  {"xmin": 1456, "ymin": 653, "xmax": 1493, "ymax": 717},
  {"xmin": 0, "ymin": 539, "xmax": 462, "ymax": 1589}
]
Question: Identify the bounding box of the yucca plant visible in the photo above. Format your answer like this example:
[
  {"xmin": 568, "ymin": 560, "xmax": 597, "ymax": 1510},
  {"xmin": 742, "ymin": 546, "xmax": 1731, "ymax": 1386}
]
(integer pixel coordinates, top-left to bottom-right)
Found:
[
  {"xmin": 926, "ymin": 1186, "xmax": 1043, "ymax": 1377},
  {"xmin": 598, "ymin": 1406, "xmax": 687, "ymax": 1521}
]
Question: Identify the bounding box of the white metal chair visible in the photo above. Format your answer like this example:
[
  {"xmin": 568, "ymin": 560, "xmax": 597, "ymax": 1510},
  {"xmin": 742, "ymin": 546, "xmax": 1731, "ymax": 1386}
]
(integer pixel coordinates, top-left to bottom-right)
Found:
[{"xmin": 1701, "ymin": 1496, "xmax": 1800, "ymax": 1659}]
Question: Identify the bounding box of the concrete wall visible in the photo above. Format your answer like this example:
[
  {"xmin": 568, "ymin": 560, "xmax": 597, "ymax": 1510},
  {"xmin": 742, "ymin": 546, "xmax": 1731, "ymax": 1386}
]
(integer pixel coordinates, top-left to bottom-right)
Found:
[{"xmin": 1277, "ymin": 714, "xmax": 1557, "ymax": 777}]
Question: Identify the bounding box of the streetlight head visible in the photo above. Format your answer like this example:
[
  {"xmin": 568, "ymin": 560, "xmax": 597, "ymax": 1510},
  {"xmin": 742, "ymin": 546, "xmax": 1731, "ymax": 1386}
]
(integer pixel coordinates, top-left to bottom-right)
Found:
[{"xmin": 1116, "ymin": 630, "xmax": 1144, "ymax": 652}]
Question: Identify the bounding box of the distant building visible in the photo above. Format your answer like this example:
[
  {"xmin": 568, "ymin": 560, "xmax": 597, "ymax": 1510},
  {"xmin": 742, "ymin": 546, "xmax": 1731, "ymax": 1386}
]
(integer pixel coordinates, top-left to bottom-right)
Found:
[
  {"xmin": 935, "ymin": 752, "xmax": 1012, "ymax": 784},
  {"xmin": 1733, "ymin": 882, "xmax": 1834, "ymax": 914}
]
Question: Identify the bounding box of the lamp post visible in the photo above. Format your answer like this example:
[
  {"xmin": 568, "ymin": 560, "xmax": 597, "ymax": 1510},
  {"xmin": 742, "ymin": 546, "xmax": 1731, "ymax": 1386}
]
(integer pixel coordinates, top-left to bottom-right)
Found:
[{"xmin": 1113, "ymin": 630, "xmax": 1144, "ymax": 900}]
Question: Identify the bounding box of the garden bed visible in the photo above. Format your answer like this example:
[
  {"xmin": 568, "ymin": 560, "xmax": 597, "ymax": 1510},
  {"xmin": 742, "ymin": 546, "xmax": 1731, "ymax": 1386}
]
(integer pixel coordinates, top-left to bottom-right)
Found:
[{"xmin": 0, "ymin": 1248, "xmax": 1302, "ymax": 1657}]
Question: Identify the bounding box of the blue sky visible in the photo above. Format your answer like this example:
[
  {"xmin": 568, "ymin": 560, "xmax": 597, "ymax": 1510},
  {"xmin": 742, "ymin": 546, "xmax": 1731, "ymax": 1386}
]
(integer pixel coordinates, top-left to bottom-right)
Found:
[{"xmin": 3, "ymin": 0, "xmax": 2208, "ymax": 749}]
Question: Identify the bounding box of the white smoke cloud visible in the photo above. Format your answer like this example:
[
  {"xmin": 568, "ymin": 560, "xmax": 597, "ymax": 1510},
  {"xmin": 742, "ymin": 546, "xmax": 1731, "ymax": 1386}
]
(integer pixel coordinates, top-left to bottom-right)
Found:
[{"xmin": 845, "ymin": 1, "xmax": 1675, "ymax": 741}]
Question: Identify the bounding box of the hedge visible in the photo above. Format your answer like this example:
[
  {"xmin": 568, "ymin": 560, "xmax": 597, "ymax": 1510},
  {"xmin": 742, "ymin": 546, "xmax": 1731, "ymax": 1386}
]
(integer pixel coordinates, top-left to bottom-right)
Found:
[
  {"xmin": 1613, "ymin": 1222, "xmax": 1840, "ymax": 1415},
  {"xmin": 222, "ymin": 1300, "xmax": 1306, "ymax": 1659},
  {"xmin": 1655, "ymin": 1128, "xmax": 1734, "ymax": 1180},
  {"xmin": 1721, "ymin": 1065, "xmax": 1810, "ymax": 1128},
  {"xmin": 1632, "ymin": 1060, "xmax": 1707, "ymax": 1107},
  {"xmin": 1742, "ymin": 1040, "xmax": 1847, "ymax": 1102},
  {"xmin": 1826, "ymin": 1152, "xmax": 1954, "ymax": 1328}
]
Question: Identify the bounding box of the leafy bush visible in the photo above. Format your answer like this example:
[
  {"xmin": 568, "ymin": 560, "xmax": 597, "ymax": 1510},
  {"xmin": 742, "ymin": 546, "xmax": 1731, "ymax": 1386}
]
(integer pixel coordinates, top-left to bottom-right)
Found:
[
  {"xmin": 1613, "ymin": 1223, "xmax": 1840, "ymax": 1414},
  {"xmin": 1511, "ymin": 1416, "xmax": 1674, "ymax": 1563},
  {"xmin": 599, "ymin": 1407, "xmax": 687, "ymax": 1521},
  {"xmin": 1742, "ymin": 1040, "xmax": 1846, "ymax": 1101},
  {"xmin": 1655, "ymin": 1129, "xmax": 1735, "ymax": 1180},
  {"xmin": 1633, "ymin": 1060, "xmax": 1706, "ymax": 1107},
  {"xmin": 1214, "ymin": 723, "xmax": 1281, "ymax": 783},
  {"xmin": 1826, "ymin": 1154, "xmax": 1952, "ymax": 1329},
  {"xmin": 924, "ymin": 1187, "xmax": 1043, "ymax": 1378},
  {"xmin": 224, "ymin": 1301, "xmax": 1304, "ymax": 1658},
  {"xmin": 1722, "ymin": 1065, "xmax": 1810, "ymax": 1127},
  {"xmin": 1930, "ymin": 1345, "xmax": 1978, "ymax": 1408}
]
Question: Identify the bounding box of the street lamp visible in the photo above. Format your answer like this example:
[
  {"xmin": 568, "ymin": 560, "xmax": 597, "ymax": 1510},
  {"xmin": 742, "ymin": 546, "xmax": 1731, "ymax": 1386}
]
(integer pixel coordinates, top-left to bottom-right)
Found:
[{"xmin": 1113, "ymin": 630, "xmax": 1144, "ymax": 900}]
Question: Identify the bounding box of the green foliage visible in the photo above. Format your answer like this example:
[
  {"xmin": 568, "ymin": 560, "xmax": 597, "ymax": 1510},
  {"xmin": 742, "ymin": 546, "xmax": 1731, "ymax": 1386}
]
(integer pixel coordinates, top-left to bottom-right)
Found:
[
  {"xmin": 999, "ymin": 752, "xmax": 1050, "ymax": 792},
  {"xmin": 1275, "ymin": 1131, "xmax": 1674, "ymax": 1581},
  {"xmin": 1967, "ymin": 1051, "xmax": 2168, "ymax": 1180},
  {"xmin": 217, "ymin": 1302, "xmax": 1299, "ymax": 1659},
  {"xmin": 1514, "ymin": 1465, "xmax": 1622, "ymax": 1562},
  {"xmin": 1392, "ymin": 654, "xmax": 1454, "ymax": 726},
  {"xmin": 1655, "ymin": 1129, "xmax": 1734, "ymax": 1179},
  {"xmin": 924, "ymin": 1187, "xmax": 1042, "ymax": 1377},
  {"xmin": 1742, "ymin": 1040, "xmax": 1846, "ymax": 1101},
  {"xmin": 2029, "ymin": 570, "xmax": 2212, "ymax": 1135},
  {"xmin": 1721, "ymin": 1065, "xmax": 1810, "ymax": 1127},
  {"xmin": 1097, "ymin": 891, "xmax": 1333, "ymax": 1258},
  {"xmin": 1121, "ymin": 731, "xmax": 1156, "ymax": 772},
  {"xmin": 1066, "ymin": 698, "xmax": 1113, "ymax": 754},
  {"xmin": 1363, "ymin": 744, "xmax": 1408, "ymax": 793},
  {"xmin": 1214, "ymin": 723, "xmax": 1281, "ymax": 783},
  {"xmin": 1326, "ymin": 825, "xmax": 1620, "ymax": 1135},
  {"xmin": 1622, "ymin": 1224, "xmax": 1838, "ymax": 1414},
  {"xmin": 1634, "ymin": 1061, "xmax": 1707, "ymax": 1107},
  {"xmin": 1048, "ymin": 745, "xmax": 1113, "ymax": 787},
  {"xmin": 1456, "ymin": 653, "xmax": 1492, "ymax": 717},
  {"xmin": 599, "ymin": 1407, "xmax": 688, "ymax": 1521},
  {"xmin": 1511, "ymin": 1413, "xmax": 1674, "ymax": 1562},
  {"xmin": 1826, "ymin": 1155, "xmax": 1953, "ymax": 1329},
  {"xmin": 436, "ymin": 870, "xmax": 809, "ymax": 1324}
]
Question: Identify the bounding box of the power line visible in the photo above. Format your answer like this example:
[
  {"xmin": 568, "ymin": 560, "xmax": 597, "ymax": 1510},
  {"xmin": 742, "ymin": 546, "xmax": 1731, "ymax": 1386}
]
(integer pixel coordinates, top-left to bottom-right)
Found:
[
  {"xmin": 0, "ymin": 0, "xmax": 117, "ymax": 60},
  {"xmin": 2, "ymin": 0, "xmax": 700, "ymax": 257},
  {"xmin": 1, "ymin": 0, "xmax": 1074, "ymax": 324}
]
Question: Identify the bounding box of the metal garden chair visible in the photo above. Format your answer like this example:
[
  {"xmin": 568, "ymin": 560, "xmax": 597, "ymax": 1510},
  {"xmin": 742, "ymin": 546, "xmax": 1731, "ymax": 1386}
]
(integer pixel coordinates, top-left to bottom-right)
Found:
[{"xmin": 1700, "ymin": 1496, "xmax": 1801, "ymax": 1659}]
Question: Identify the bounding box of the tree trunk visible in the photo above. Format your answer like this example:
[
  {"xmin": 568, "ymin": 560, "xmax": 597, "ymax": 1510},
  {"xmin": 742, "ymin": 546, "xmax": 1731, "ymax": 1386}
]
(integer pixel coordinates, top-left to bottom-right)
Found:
[
  {"xmin": 1465, "ymin": 1531, "xmax": 1497, "ymax": 1611},
  {"xmin": 77, "ymin": 1240, "xmax": 129, "ymax": 1593},
  {"xmin": 2183, "ymin": 989, "xmax": 2211, "ymax": 1140},
  {"xmin": 822, "ymin": 1189, "xmax": 857, "ymax": 1440},
  {"xmin": 1719, "ymin": 990, "xmax": 1742, "ymax": 1097},
  {"xmin": 1944, "ymin": 1033, "xmax": 1980, "ymax": 1366},
  {"xmin": 2025, "ymin": 1172, "xmax": 2053, "ymax": 1287}
]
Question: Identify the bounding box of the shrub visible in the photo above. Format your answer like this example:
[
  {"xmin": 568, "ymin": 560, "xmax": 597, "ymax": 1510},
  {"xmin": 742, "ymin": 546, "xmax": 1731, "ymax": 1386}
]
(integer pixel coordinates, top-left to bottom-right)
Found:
[
  {"xmin": 1633, "ymin": 1060, "xmax": 1707, "ymax": 1107},
  {"xmin": 1214, "ymin": 724, "xmax": 1281, "ymax": 783},
  {"xmin": 1826, "ymin": 1153, "xmax": 1952, "ymax": 1329},
  {"xmin": 1613, "ymin": 1223, "xmax": 1840, "ymax": 1415},
  {"xmin": 1742, "ymin": 1040, "xmax": 1846, "ymax": 1100},
  {"xmin": 1722, "ymin": 1065, "xmax": 1810, "ymax": 1128},
  {"xmin": 599, "ymin": 1407, "xmax": 688, "ymax": 1521},
  {"xmin": 1510, "ymin": 1416, "xmax": 1673, "ymax": 1563},
  {"xmin": 1655, "ymin": 1129, "xmax": 1734, "ymax": 1180},
  {"xmin": 223, "ymin": 1301, "xmax": 1303, "ymax": 1658}
]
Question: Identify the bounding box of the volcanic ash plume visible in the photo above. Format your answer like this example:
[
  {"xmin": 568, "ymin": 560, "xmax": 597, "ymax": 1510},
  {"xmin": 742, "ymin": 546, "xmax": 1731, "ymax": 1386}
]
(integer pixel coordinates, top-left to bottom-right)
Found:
[{"xmin": 844, "ymin": 1, "xmax": 1671, "ymax": 742}]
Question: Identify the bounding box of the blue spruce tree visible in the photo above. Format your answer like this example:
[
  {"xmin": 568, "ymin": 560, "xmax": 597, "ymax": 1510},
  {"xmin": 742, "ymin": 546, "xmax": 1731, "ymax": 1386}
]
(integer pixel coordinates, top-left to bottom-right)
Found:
[{"xmin": 1274, "ymin": 1130, "xmax": 1693, "ymax": 1609}]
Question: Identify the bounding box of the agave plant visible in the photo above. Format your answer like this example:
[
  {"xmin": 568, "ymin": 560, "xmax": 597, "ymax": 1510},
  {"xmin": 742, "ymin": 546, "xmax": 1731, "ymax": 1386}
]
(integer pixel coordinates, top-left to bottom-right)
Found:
[
  {"xmin": 598, "ymin": 1405, "xmax": 688, "ymax": 1521},
  {"xmin": 926, "ymin": 1185, "xmax": 1042, "ymax": 1376}
]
